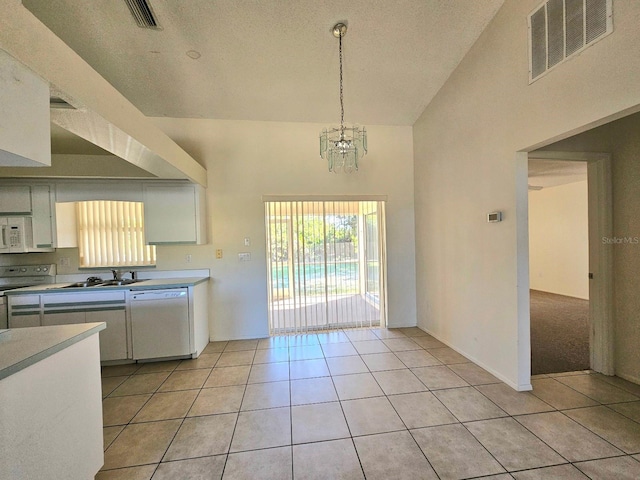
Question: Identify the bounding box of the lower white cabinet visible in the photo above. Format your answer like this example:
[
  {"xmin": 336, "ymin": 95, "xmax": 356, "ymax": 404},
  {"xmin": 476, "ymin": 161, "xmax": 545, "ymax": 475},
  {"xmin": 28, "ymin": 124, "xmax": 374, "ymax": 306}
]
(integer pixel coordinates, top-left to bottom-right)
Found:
[
  {"xmin": 87, "ymin": 309, "xmax": 128, "ymax": 361},
  {"xmin": 10, "ymin": 291, "xmax": 130, "ymax": 362},
  {"xmin": 9, "ymin": 314, "xmax": 41, "ymax": 328},
  {"xmin": 7, "ymin": 280, "xmax": 209, "ymax": 362},
  {"xmin": 43, "ymin": 311, "xmax": 85, "ymax": 326},
  {"xmin": 8, "ymin": 295, "xmax": 41, "ymax": 328}
]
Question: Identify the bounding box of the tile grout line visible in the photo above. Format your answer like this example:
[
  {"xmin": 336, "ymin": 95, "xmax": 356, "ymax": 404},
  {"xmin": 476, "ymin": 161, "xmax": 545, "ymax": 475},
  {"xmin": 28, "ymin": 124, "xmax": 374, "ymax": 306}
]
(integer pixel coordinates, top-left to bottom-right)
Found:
[
  {"xmin": 219, "ymin": 345, "xmax": 254, "ymax": 478},
  {"xmin": 99, "ymin": 327, "xmax": 640, "ymax": 478}
]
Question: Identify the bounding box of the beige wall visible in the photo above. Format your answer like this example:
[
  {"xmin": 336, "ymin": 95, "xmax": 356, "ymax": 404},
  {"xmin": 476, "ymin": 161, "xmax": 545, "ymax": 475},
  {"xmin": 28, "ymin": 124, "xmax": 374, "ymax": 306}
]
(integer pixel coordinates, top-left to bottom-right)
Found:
[
  {"xmin": 413, "ymin": 0, "xmax": 640, "ymax": 389},
  {"xmin": 0, "ymin": 120, "xmax": 416, "ymax": 341},
  {"xmin": 149, "ymin": 119, "xmax": 417, "ymax": 340},
  {"xmin": 528, "ymin": 180, "xmax": 588, "ymax": 299}
]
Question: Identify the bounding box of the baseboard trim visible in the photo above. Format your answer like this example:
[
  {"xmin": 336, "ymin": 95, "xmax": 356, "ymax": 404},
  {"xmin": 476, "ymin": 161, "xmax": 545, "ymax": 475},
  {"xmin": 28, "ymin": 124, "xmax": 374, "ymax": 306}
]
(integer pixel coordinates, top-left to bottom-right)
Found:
[
  {"xmin": 419, "ymin": 326, "xmax": 531, "ymax": 392},
  {"xmin": 616, "ymin": 371, "xmax": 640, "ymax": 386}
]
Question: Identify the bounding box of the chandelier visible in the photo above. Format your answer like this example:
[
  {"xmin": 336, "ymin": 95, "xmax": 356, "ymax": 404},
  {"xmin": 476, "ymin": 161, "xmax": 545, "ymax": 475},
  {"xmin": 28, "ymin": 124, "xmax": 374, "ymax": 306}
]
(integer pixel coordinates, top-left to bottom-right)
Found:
[{"xmin": 319, "ymin": 23, "xmax": 367, "ymax": 173}]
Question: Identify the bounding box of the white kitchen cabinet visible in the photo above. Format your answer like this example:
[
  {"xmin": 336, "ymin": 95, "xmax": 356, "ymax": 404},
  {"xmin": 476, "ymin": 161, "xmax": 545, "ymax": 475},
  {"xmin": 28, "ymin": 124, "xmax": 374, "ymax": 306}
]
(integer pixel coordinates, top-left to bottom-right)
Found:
[
  {"xmin": 30, "ymin": 185, "xmax": 55, "ymax": 251},
  {"xmin": 87, "ymin": 309, "xmax": 128, "ymax": 361},
  {"xmin": 8, "ymin": 295, "xmax": 41, "ymax": 328},
  {"xmin": 0, "ymin": 183, "xmax": 55, "ymax": 250},
  {"xmin": 54, "ymin": 202, "xmax": 78, "ymax": 248},
  {"xmin": 42, "ymin": 311, "xmax": 85, "ymax": 326},
  {"xmin": 143, "ymin": 183, "xmax": 207, "ymax": 245},
  {"xmin": 45, "ymin": 291, "xmax": 129, "ymax": 361},
  {"xmin": 0, "ymin": 186, "xmax": 31, "ymax": 214},
  {"xmin": 9, "ymin": 314, "xmax": 41, "ymax": 328},
  {"xmin": 55, "ymin": 181, "xmax": 143, "ymax": 203}
]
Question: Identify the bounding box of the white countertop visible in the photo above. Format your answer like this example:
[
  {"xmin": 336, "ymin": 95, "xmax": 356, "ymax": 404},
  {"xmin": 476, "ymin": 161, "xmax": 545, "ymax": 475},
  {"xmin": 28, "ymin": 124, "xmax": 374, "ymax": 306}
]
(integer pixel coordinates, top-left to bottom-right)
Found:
[
  {"xmin": 0, "ymin": 323, "xmax": 106, "ymax": 381},
  {"xmin": 4, "ymin": 276, "xmax": 209, "ymax": 295}
]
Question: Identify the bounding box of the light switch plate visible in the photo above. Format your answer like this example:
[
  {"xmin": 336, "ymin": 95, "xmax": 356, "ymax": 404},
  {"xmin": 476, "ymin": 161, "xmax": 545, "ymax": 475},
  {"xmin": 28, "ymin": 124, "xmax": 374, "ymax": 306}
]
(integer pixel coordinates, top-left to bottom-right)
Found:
[{"xmin": 238, "ymin": 252, "xmax": 251, "ymax": 262}]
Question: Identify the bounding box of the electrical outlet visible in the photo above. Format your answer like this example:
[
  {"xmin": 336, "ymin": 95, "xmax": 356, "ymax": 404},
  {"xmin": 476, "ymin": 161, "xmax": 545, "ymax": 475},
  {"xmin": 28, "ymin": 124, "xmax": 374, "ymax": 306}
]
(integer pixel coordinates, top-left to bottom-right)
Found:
[
  {"xmin": 216, "ymin": 249, "xmax": 223, "ymax": 259},
  {"xmin": 186, "ymin": 254, "xmax": 192, "ymax": 263},
  {"xmin": 59, "ymin": 257, "xmax": 70, "ymax": 267},
  {"xmin": 244, "ymin": 237, "xmax": 251, "ymax": 246}
]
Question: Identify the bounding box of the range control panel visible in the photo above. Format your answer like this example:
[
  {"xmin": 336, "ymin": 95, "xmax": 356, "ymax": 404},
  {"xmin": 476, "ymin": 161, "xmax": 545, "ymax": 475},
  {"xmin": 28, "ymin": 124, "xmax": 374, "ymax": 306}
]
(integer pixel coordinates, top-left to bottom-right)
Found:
[{"xmin": 1, "ymin": 264, "xmax": 56, "ymax": 277}]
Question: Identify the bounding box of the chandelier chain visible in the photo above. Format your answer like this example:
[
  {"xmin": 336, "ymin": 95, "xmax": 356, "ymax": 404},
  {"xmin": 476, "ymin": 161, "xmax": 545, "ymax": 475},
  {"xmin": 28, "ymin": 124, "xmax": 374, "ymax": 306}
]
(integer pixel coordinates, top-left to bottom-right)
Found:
[
  {"xmin": 319, "ymin": 22, "xmax": 367, "ymax": 173},
  {"xmin": 339, "ymin": 31, "xmax": 344, "ymax": 133}
]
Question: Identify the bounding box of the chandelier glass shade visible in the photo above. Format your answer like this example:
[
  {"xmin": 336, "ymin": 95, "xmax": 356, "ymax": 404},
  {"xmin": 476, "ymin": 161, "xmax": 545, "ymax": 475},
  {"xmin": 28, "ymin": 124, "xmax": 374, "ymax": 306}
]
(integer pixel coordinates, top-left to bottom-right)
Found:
[
  {"xmin": 320, "ymin": 125, "xmax": 367, "ymax": 173},
  {"xmin": 319, "ymin": 23, "xmax": 367, "ymax": 173}
]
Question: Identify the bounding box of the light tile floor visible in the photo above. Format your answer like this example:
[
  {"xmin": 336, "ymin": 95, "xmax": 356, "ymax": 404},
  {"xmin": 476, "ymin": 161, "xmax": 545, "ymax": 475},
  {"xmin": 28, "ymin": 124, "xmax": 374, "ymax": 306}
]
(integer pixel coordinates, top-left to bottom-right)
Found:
[{"xmin": 96, "ymin": 327, "xmax": 640, "ymax": 479}]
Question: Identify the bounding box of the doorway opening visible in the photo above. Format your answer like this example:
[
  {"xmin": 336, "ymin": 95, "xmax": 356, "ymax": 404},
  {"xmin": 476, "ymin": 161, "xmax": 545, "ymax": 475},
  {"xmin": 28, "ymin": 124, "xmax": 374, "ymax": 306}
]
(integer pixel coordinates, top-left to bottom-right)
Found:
[
  {"xmin": 526, "ymin": 151, "xmax": 613, "ymax": 376},
  {"xmin": 528, "ymin": 158, "xmax": 589, "ymax": 374},
  {"xmin": 265, "ymin": 200, "xmax": 387, "ymax": 335}
]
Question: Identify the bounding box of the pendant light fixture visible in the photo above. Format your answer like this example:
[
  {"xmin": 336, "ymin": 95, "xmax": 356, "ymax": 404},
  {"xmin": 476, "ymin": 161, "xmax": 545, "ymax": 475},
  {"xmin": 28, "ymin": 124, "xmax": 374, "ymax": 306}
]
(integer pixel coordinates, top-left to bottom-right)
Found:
[{"xmin": 319, "ymin": 23, "xmax": 367, "ymax": 173}]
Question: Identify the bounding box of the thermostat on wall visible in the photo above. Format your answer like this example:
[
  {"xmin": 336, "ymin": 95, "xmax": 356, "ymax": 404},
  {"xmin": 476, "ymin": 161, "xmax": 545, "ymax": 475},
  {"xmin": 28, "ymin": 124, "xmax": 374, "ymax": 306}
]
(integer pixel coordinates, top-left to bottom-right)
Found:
[{"xmin": 487, "ymin": 211, "xmax": 502, "ymax": 223}]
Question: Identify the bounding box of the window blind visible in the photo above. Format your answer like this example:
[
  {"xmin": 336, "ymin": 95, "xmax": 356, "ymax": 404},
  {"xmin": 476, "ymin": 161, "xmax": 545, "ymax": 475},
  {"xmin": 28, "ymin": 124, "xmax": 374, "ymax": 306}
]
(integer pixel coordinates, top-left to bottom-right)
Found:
[
  {"xmin": 265, "ymin": 200, "xmax": 387, "ymax": 334},
  {"xmin": 76, "ymin": 201, "xmax": 156, "ymax": 268}
]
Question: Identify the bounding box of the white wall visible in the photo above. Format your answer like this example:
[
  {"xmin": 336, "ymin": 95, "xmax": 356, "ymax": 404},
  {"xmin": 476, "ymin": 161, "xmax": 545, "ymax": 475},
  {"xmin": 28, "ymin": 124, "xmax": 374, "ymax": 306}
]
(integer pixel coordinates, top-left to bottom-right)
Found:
[
  {"xmin": 413, "ymin": 0, "xmax": 640, "ymax": 389},
  {"xmin": 529, "ymin": 180, "xmax": 588, "ymax": 299},
  {"xmin": 149, "ymin": 119, "xmax": 417, "ymax": 340}
]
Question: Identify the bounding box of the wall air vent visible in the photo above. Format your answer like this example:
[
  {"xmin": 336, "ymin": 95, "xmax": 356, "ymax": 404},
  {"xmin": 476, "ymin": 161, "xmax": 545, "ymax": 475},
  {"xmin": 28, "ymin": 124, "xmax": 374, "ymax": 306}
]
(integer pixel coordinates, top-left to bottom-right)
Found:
[
  {"xmin": 528, "ymin": 0, "xmax": 612, "ymax": 82},
  {"xmin": 124, "ymin": 0, "xmax": 161, "ymax": 29}
]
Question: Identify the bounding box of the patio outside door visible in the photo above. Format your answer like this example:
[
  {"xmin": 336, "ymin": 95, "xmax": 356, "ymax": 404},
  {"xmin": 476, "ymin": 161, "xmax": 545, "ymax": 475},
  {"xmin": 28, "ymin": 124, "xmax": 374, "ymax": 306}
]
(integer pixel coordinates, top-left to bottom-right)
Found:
[{"xmin": 265, "ymin": 200, "xmax": 387, "ymax": 335}]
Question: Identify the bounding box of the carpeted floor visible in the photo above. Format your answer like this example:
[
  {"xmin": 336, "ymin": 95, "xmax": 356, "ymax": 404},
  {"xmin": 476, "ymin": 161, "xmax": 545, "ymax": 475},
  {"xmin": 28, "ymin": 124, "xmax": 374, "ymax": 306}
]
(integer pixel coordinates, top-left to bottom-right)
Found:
[{"xmin": 530, "ymin": 289, "xmax": 590, "ymax": 375}]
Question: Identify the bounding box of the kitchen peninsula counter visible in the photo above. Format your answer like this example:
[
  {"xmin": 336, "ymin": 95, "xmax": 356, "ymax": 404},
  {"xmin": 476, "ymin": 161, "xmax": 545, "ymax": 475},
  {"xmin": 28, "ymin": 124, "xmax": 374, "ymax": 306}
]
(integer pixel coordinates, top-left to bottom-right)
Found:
[
  {"xmin": 0, "ymin": 322, "xmax": 105, "ymax": 380},
  {"xmin": 0, "ymin": 323, "xmax": 105, "ymax": 480}
]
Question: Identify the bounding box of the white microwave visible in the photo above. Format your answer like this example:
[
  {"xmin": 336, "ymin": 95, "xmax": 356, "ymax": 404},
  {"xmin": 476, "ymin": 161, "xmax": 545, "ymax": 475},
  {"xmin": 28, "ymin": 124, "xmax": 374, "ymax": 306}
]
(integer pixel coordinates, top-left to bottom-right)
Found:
[{"xmin": 0, "ymin": 217, "xmax": 34, "ymax": 253}]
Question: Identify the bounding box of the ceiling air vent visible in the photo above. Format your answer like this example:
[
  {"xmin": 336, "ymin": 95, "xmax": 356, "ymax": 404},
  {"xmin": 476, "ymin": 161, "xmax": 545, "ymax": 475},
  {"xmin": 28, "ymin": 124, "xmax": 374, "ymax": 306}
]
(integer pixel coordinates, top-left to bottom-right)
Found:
[
  {"xmin": 528, "ymin": 0, "xmax": 612, "ymax": 82},
  {"xmin": 124, "ymin": 0, "xmax": 161, "ymax": 29}
]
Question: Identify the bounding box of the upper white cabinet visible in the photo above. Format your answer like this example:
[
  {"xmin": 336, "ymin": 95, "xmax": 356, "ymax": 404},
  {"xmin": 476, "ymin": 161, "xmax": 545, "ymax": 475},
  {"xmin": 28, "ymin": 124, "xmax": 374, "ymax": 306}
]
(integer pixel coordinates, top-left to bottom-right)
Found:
[
  {"xmin": 30, "ymin": 185, "xmax": 55, "ymax": 251},
  {"xmin": 0, "ymin": 186, "xmax": 32, "ymax": 214},
  {"xmin": 143, "ymin": 183, "xmax": 207, "ymax": 245},
  {"xmin": 0, "ymin": 180, "xmax": 207, "ymax": 248},
  {"xmin": 55, "ymin": 181, "xmax": 144, "ymax": 203},
  {"xmin": 0, "ymin": 183, "xmax": 55, "ymax": 251},
  {"xmin": 54, "ymin": 202, "xmax": 78, "ymax": 248}
]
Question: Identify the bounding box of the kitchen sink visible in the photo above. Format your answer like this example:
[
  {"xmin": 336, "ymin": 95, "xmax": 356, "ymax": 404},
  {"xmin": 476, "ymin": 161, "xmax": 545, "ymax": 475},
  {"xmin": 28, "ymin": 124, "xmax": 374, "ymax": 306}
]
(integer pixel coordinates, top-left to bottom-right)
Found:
[
  {"xmin": 62, "ymin": 281, "xmax": 103, "ymax": 288},
  {"xmin": 99, "ymin": 279, "xmax": 141, "ymax": 286},
  {"xmin": 62, "ymin": 279, "xmax": 142, "ymax": 288}
]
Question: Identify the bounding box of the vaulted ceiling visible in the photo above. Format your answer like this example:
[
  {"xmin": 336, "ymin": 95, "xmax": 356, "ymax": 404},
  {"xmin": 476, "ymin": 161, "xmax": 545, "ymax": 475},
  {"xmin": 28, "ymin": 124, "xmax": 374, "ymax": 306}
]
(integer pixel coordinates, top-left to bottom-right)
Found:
[{"xmin": 24, "ymin": 0, "xmax": 504, "ymax": 127}]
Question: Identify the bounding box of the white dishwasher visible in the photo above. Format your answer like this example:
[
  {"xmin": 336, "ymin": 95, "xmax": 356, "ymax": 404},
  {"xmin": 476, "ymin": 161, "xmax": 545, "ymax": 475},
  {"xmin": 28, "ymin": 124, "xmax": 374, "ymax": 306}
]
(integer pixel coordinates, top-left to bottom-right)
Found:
[{"xmin": 130, "ymin": 288, "xmax": 190, "ymax": 360}]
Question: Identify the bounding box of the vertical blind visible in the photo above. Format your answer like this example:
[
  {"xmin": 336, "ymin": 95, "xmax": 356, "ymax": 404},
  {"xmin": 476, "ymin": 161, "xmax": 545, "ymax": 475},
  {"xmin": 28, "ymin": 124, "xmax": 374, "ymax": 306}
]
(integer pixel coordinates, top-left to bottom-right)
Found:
[
  {"xmin": 265, "ymin": 200, "xmax": 387, "ymax": 334},
  {"xmin": 76, "ymin": 201, "xmax": 156, "ymax": 268}
]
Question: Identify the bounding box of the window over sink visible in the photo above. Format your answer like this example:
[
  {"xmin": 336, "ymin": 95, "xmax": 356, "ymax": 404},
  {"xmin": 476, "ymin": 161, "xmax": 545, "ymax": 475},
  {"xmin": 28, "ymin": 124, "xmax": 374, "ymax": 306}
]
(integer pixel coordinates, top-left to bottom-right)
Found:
[{"xmin": 76, "ymin": 200, "xmax": 156, "ymax": 268}]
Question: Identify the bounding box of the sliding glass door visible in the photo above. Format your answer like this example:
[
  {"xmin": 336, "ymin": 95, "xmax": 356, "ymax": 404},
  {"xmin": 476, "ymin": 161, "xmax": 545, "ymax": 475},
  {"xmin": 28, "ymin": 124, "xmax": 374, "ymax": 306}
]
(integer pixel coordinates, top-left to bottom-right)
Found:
[{"xmin": 265, "ymin": 200, "xmax": 387, "ymax": 334}]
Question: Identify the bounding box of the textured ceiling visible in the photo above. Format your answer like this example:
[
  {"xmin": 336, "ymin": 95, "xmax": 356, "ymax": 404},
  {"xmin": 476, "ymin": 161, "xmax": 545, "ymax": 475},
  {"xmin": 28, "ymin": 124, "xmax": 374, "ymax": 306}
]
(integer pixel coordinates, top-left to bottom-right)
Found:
[
  {"xmin": 528, "ymin": 160, "xmax": 588, "ymax": 189},
  {"xmin": 24, "ymin": 0, "xmax": 504, "ymax": 126}
]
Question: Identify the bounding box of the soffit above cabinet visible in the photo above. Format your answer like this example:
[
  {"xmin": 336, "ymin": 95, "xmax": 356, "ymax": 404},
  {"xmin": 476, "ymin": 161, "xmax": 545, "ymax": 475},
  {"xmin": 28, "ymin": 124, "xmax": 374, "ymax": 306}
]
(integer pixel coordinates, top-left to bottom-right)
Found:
[
  {"xmin": 0, "ymin": 2, "xmax": 207, "ymax": 186},
  {"xmin": 0, "ymin": 50, "xmax": 50, "ymax": 168}
]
